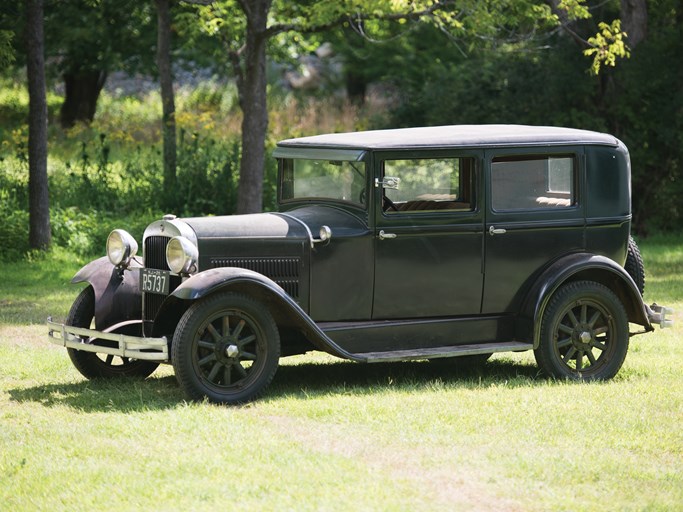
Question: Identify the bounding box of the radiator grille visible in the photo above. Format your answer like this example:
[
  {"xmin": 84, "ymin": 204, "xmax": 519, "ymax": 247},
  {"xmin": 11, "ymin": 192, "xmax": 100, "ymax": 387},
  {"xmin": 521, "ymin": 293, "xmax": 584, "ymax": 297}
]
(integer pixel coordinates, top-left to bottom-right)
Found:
[
  {"xmin": 212, "ymin": 257, "xmax": 300, "ymax": 299},
  {"xmin": 145, "ymin": 236, "xmax": 171, "ymax": 271},
  {"xmin": 143, "ymin": 235, "xmax": 180, "ymax": 326}
]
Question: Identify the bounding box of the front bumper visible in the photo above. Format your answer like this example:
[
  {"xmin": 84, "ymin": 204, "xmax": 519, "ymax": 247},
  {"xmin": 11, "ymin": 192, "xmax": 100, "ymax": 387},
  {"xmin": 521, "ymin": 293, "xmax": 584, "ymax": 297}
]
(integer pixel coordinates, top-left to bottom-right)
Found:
[{"xmin": 47, "ymin": 318, "xmax": 169, "ymax": 362}]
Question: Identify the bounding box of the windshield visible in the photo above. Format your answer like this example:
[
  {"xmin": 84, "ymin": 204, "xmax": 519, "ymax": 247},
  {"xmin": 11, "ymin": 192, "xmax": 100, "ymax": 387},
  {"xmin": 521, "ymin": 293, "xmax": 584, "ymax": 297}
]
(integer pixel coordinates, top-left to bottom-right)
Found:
[{"xmin": 280, "ymin": 159, "xmax": 367, "ymax": 206}]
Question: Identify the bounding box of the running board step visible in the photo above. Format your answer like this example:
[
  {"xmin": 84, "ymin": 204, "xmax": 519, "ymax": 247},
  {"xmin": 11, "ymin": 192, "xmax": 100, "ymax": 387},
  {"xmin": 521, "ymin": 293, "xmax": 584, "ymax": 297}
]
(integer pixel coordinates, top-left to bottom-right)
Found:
[{"xmin": 353, "ymin": 341, "xmax": 533, "ymax": 363}]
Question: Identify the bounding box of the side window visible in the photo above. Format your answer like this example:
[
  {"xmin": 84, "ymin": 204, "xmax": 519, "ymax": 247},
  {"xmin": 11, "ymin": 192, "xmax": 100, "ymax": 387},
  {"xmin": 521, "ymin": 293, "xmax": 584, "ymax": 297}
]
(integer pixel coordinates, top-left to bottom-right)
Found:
[
  {"xmin": 491, "ymin": 155, "xmax": 576, "ymax": 211},
  {"xmin": 383, "ymin": 157, "xmax": 475, "ymax": 213}
]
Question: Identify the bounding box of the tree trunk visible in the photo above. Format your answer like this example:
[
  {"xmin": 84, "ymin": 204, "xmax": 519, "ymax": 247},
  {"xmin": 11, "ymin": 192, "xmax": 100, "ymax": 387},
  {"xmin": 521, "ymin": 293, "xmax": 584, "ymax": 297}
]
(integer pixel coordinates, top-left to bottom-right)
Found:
[
  {"xmin": 236, "ymin": 0, "xmax": 271, "ymax": 214},
  {"xmin": 155, "ymin": 0, "xmax": 177, "ymax": 209},
  {"xmin": 59, "ymin": 70, "xmax": 107, "ymax": 128},
  {"xmin": 26, "ymin": 0, "xmax": 51, "ymax": 250},
  {"xmin": 345, "ymin": 69, "xmax": 367, "ymax": 106},
  {"xmin": 620, "ymin": 0, "xmax": 647, "ymax": 49}
]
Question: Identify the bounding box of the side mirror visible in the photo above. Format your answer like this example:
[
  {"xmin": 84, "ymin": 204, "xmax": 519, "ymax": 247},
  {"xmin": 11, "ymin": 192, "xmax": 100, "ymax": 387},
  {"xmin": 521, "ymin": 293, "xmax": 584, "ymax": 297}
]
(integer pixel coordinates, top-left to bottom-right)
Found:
[{"xmin": 375, "ymin": 177, "xmax": 401, "ymax": 190}]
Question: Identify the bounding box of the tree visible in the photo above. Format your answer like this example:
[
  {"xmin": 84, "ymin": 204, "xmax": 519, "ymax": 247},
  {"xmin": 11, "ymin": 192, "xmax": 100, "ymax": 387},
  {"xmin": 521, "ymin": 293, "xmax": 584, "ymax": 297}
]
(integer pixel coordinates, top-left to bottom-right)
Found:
[
  {"xmin": 26, "ymin": 0, "xmax": 50, "ymax": 250},
  {"xmin": 187, "ymin": 0, "xmax": 578, "ymax": 214},
  {"xmin": 620, "ymin": 0, "xmax": 647, "ymax": 48},
  {"xmin": 156, "ymin": 0, "xmax": 177, "ymax": 208},
  {"xmin": 43, "ymin": 0, "xmax": 157, "ymax": 127}
]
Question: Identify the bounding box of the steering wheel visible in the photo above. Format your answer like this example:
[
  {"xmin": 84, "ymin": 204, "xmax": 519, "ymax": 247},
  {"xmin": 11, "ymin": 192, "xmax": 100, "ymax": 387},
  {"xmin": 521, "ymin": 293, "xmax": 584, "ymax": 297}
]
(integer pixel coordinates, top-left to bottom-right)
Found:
[{"xmin": 383, "ymin": 195, "xmax": 398, "ymax": 212}]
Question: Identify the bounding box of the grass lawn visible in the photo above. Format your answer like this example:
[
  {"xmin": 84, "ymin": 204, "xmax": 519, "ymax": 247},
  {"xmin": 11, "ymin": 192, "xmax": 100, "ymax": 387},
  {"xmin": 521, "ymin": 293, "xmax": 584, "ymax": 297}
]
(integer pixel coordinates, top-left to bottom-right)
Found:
[{"xmin": 1, "ymin": 237, "xmax": 681, "ymax": 511}]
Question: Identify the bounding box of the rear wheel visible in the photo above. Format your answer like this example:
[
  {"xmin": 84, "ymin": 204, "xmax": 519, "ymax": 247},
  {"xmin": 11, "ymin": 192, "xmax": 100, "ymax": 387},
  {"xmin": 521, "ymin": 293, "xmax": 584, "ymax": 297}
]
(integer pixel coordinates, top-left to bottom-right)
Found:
[
  {"xmin": 66, "ymin": 286, "xmax": 159, "ymax": 379},
  {"xmin": 534, "ymin": 281, "xmax": 629, "ymax": 381},
  {"xmin": 172, "ymin": 292, "xmax": 280, "ymax": 404}
]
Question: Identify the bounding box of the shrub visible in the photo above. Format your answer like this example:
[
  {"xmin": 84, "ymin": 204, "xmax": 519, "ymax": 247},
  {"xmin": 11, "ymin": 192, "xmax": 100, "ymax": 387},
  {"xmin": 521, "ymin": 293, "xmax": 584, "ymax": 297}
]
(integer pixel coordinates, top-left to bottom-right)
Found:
[
  {"xmin": 50, "ymin": 207, "xmax": 161, "ymax": 257},
  {"xmin": 173, "ymin": 130, "xmax": 240, "ymax": 216}
]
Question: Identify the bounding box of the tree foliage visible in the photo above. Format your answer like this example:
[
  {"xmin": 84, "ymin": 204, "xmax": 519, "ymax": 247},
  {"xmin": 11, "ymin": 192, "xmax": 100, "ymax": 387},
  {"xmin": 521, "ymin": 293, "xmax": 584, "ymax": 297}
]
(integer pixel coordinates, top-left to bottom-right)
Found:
[
  {"xmin": 1, "ymin": 0, "xmax": 680, "ymax": 239},
  {"xmin": 584, "ymin": 19, "xmax": 629, "ymax": 74}
]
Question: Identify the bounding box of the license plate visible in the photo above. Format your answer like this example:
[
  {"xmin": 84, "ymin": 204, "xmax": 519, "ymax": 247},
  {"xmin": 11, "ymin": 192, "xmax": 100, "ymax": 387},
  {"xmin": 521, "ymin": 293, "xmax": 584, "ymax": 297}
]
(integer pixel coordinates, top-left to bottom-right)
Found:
[{"xmin": 140, "ymin": 268, "xmax": 170, "ymax": 295}]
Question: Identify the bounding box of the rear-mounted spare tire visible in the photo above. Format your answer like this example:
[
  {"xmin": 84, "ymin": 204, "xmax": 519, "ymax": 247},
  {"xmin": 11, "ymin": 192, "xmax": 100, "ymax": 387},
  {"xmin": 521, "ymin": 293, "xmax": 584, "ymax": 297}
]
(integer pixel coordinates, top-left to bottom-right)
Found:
[{"xmin": 625, "ymin": 236, "xmax": 645, "ymax": 296}]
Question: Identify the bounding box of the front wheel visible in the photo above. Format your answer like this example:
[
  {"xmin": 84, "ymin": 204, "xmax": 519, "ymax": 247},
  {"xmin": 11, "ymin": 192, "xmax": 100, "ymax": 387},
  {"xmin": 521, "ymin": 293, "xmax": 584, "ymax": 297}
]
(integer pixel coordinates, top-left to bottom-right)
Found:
[
  {"xmin": 172, "ymin": 292, "xmax": 280, "ymax": 404},
  {"xmin": 534, "ymin": 281, "xmax": 629, "ymax": 381},
  {"xmin": 66, "ymin": 286, "xmax": 159, "ymax": 379}
]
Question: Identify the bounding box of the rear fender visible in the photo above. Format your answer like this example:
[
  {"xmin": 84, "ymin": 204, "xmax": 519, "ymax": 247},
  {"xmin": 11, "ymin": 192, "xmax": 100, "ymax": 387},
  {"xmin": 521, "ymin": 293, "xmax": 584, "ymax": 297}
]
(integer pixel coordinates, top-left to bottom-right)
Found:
[
  {"xmin": 71, "ymin": 256, "xmax": 143, "ymax": 330},
  {"xmin": 154, "ymin": 267, "xmax": 361, "ymax": 361},
  {"xmin": 518, "ymin": 253, "xmax": 652, "ymax": 348}
]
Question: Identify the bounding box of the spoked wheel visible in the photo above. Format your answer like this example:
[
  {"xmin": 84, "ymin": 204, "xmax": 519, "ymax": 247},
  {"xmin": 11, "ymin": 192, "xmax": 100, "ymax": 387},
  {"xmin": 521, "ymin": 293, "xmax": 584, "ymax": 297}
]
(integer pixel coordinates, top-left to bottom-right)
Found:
[
  {"xmin": 66, "ymin": 286, "xmax": 159, "ymax": 379},
  {"xmin": 172, "ymin": 292, "xmax": 280, "ymax": 404},
  {"xmin": 534, "ymin": 281, "xmax": 629, "ymax": 381}
]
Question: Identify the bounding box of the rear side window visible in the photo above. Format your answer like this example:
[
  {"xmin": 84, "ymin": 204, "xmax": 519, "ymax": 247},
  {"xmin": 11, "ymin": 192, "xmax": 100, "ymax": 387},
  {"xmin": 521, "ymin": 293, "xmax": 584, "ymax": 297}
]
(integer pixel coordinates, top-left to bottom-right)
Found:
[{"xmin": 491, "ymin": 155, "xmax": 576, "ymax": 211}]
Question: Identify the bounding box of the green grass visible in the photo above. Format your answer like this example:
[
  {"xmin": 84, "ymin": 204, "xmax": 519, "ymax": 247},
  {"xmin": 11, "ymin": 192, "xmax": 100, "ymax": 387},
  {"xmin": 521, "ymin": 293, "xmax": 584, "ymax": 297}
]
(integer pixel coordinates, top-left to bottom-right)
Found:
[{"xmin": 1, "ymin": 237, "xmax": 681, "ymax": 510}]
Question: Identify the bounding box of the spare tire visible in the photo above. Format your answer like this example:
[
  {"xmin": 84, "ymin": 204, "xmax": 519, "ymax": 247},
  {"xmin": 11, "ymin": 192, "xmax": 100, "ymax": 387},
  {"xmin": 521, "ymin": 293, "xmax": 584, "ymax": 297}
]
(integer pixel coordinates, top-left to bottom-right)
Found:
[{"xmin": 625, "ymin": 236, "xmax": 645, "ymax": 296}]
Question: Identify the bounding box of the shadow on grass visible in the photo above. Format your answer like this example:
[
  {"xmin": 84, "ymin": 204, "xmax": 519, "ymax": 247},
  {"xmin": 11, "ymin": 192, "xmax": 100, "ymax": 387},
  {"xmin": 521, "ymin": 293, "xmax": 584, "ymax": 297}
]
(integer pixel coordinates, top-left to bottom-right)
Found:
[
  {"xmin": 9, "ymin": 357, "xmax": 546, "ymax": 412},
  {"xmin": 8, "ymin": 375, "xmax": 183, "ymax": 413},
  {"xmin": 267, "ymin": 357, "xmax": 545, "ymax": 400}
]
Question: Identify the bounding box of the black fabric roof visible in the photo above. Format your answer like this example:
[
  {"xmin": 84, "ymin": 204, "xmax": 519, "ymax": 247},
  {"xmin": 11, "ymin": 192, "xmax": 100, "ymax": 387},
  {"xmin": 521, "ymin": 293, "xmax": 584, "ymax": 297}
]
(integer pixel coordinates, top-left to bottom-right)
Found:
[{"xmin": 277, "ymin": 125, "xmax": 619, "ymax": 150}]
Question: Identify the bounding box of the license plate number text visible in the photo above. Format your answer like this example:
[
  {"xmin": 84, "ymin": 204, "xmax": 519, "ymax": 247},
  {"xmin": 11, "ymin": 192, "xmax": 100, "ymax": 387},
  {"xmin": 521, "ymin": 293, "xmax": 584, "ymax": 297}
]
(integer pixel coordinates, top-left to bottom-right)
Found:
[{"xmin": 140, "ymin": 269, "xmax": 170, "ymax": 295}]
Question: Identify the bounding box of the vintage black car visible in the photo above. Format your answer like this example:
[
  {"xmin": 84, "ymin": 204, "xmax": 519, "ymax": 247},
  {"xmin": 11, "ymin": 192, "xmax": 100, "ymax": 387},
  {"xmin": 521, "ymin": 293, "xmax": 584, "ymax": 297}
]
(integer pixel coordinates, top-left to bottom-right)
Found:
[{"xmin": 48, "ymin": 125, "xmax": 672, "ymax": 404}]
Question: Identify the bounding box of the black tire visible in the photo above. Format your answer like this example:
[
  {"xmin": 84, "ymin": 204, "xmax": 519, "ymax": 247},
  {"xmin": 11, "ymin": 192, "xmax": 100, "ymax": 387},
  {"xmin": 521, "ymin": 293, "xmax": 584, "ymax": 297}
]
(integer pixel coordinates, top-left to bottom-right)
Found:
[
  {"xmin": 625, "ymin": 236, "xmax": 646, "ymax": 296},
  {"xmin": 534, "ymin": 281, "xmax": 629, "ymax": 381},
  {"xmin": 66, "ymin": 286, "xmax": 159, "ymax": 379},
  {"xmin": 172, "ymin": 292, "xmax": 280, "ymax": 404}
]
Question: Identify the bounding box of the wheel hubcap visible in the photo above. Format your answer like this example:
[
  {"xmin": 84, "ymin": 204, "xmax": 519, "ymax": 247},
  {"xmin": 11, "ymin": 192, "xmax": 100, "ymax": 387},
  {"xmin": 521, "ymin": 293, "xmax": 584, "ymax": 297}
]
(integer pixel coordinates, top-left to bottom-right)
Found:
[
  {"xmin": 577, "ymin": 329, "xmax": 592, "ymax": 346},
  {"xmin": 225, "ymin": 344, "xmax": 239, "ymax": 358}
]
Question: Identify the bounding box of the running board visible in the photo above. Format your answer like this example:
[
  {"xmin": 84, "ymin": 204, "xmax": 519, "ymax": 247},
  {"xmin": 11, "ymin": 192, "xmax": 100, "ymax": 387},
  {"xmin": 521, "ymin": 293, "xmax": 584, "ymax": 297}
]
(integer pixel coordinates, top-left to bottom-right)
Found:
[{"xmin": 353, "ymin": 341, "xmax": 533, "ymax": 363}]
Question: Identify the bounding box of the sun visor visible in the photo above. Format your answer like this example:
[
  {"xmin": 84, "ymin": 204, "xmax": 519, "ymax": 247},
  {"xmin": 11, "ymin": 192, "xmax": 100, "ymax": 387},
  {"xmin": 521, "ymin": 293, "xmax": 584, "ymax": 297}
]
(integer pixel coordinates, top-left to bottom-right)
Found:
[{"xmin": 272, "ymin": 146, "xmax": 366, "ymax": 162}]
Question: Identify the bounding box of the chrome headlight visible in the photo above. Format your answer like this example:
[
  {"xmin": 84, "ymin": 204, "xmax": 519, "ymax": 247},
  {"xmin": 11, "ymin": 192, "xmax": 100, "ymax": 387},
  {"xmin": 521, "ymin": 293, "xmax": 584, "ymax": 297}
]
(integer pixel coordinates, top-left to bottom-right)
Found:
[
  {"xmin": 319, "ymin": 225, "xmax": 332, "ymax": 242},
  {"xmin": 106, "ymin": 229, "xmax": 138, "ymax": 267},
  {"xmin": 166, "ymin": 236, "xmax": 198, "ymax": 274}
]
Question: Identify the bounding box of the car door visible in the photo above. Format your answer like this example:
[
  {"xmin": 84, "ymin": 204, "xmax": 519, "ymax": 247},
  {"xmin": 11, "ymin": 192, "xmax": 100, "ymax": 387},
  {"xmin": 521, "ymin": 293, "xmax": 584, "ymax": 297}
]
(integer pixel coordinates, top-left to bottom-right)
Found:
[
  {"xmin": 483, "ymin": 147, "xmax": 586, "ymax": 314},
  {"xmin": 372, "ymin": 151, "xmax": 485, "ymax": 319}
]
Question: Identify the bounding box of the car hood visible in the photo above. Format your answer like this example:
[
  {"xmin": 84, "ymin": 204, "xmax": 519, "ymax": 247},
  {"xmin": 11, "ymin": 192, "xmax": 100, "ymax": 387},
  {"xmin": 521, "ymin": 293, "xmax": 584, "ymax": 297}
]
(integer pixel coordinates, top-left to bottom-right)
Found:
[
  {"xmin": 181, "ymin": 212, "xmax": 310, "ymax": 240},
  {"xmin": 180, "ymin": 205, "xmax": 368, "ymax": 242}
]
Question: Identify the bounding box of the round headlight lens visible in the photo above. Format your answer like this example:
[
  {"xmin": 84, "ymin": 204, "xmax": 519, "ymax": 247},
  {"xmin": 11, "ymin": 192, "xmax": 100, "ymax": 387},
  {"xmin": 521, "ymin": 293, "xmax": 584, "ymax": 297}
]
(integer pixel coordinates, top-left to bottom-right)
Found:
[
  {"xmin": 319, "ymin": 225, "xmax": 332, "ymax": 242},
  {"xmin": 166, "ymin": 236, "xmax": 198, "ymax": 274},
  {"xmin": 106, "ymin": 229, "xmax": 138, "ymax": 267}
]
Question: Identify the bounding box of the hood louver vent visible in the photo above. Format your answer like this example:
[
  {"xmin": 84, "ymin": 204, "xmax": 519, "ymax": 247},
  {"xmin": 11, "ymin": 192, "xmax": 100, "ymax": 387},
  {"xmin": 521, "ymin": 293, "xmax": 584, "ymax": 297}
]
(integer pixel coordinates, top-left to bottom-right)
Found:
[{"xmin": 211, "ymin": 257, "xmax": 300, "ymax": 299}]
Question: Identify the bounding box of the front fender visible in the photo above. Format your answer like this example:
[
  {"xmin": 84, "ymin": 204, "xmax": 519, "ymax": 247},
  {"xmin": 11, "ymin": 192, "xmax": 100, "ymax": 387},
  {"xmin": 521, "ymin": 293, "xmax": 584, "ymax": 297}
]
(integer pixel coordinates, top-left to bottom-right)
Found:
[
  {"xmin": 71, "ymin": 256, "xmax": 142, "ymax": 330},
  {"xmin": 155, "ymin": 267, "xmax": 362, "ymax": 361},
  {"xmin": 518, "ymin": 253, "xmax": 652, "ymax": 348},
  {"xmin": 169, "ymin": 267, "xmax": 282, "ymax": 301}
]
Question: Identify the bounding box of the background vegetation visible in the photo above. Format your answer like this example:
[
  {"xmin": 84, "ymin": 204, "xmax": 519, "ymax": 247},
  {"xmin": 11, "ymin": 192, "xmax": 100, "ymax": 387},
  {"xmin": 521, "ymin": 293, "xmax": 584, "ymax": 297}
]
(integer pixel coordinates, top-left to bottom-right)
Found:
[{"xmin": 1, "ymin": 0, "xmax": 681, "ymax": 261}]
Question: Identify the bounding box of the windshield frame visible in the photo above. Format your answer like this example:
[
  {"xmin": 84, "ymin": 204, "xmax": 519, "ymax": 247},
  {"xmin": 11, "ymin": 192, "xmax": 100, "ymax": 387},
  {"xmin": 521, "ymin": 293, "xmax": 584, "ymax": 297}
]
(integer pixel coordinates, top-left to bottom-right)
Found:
[{"xmin": 275, "ymin": 147, "xmax": 369, "ymax": 209}]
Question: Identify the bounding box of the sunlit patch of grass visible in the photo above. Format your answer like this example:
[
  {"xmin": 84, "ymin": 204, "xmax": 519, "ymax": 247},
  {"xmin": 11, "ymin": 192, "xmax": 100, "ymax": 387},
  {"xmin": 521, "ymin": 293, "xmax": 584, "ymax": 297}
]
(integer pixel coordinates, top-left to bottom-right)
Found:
[
  {"xmin": 1, "ymin": 247, "xmax": 86, "ymax": 325},
  {"xmin": 639, "ymin": 232, "xmax": 683, "ymax": 304}
]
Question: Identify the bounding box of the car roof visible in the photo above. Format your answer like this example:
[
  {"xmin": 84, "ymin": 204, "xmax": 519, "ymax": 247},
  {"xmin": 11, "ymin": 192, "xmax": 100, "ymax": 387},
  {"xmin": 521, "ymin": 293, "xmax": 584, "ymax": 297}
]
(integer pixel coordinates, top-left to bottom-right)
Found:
[{"xmin": 276, "ymin": 124, "xmax": 620, "ymax": 150}]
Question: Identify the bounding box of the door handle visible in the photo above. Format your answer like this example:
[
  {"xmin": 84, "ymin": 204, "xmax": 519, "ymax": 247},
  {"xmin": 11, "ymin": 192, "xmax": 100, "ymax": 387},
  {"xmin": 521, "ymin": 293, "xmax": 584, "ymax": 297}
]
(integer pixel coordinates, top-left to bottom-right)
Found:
[
  {"xmin": 488, "ymin": 226, "xmax": 507, "ymax": 236},
  {"xmin": 378, "ymin": 230, "xmax": 397, "ymax": 240}
]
